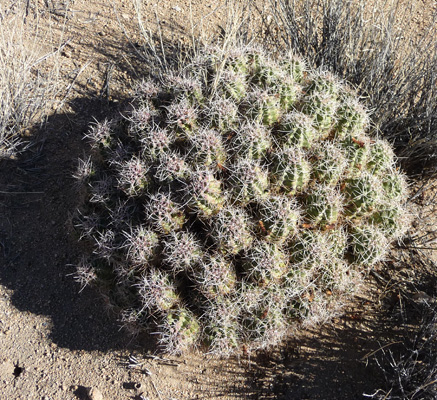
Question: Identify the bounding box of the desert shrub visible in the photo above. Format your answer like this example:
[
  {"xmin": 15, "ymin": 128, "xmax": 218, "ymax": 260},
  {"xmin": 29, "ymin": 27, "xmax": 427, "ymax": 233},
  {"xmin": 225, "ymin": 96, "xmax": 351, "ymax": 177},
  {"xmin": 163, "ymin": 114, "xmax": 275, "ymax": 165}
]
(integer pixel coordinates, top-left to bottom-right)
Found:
[
  {"xmin": 75, "ymin": 45, "xmax": 410, "ymax": 355},
  {"xmin": 267, "ymin": 0, "xmax": 437, "ymax": 175}
]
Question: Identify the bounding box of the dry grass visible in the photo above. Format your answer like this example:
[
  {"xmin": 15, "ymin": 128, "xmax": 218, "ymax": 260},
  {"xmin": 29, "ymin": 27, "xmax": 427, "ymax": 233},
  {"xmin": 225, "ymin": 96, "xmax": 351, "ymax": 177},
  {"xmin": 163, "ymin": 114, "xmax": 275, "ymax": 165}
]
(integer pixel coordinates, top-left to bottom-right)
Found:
[
  {"xmin": 266, "ymin": 0, "xmax": 437, "ymax": 176},
  {"xmin": 0, "ymin": 1, "xmax": 67, "ymax": 158}
]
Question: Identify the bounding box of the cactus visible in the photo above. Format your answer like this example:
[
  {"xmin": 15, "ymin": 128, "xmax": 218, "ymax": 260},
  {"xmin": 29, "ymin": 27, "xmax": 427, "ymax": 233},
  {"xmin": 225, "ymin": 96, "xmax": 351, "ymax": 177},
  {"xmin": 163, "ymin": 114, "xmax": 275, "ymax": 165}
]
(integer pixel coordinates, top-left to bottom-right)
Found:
[
  {"xmin": 154, "ymin": 151, "xmax": 189, "ymax": 183},
  {"xmin": 202, "ymin": 298, "xmax": 240, "ymax": 355},
  {"xmin": 231, "ymin": 121, "xmax": 272, "ymax": 160},
  {"xmin": 145, "ymin": 192, "xmax": 186, "ymax": 234},
  {"xmin": 257, "ymin": 196, "xmax": 300, "ymax": 243},
  {"xmin": 209, "ymin": 206, "xmax": 254, "ymax": 255},
  {"xmin": 305, "ymin": 185, "xmax": 343, "ymax": 227},
  {"xmin": 344, "ymin": 172, "xmax": 382, "ymax": 217},
  {"xmin": 227, "ymin": 158, "xmax": 270, "ymax": 204},
  {"xmin": 208, "ymin": 96, "xmax": 239, "ymax": 132},
  {"xmin": 242, "ymin": 241, "xmax": 289, "ymax": 286},
  {"xmin": 334, "ymin": 93, "xmax": 369, "ymax": 139},
  {"xmin": 77, "ymin": 45, "xmax": 410, "ymax": 355},
  {"xmin": 381, "ymin": 168, "xmax": 408, "ymax": 201},
  {"xmin": 123, "ymin": 226, "xmax": 159, "ymax": 267},
  {"xmin": 185, "ymin": 168, "xmax": 226, "ymax": 218},
  {"xmin": 310, "ymin": 142, "xmax": 348, "ymax": 185},
  {"xmin": 140, "ymin": 125, "xmax": 175, "ymax": 161},
  {"xmin": 270, "ymin": 146, "xmax": 311, "ymax": 195},
  {"xmin": 162, "ymin": 231, "xmax": 203, "ymax": 274},
  {"xmin": 367, "ymin": 139, "xmax": 396, "ymax": 174},
  {"xmin": 250, "ymin": 88, "xmax": 282, "ymax": 126},
  {"xmin": 349, "ymin": 225, "xmax": 389, "ymax": 266},
  {"xmin": 187, "ymin": 128, "xmax": 227, "ymax": 168},
  {"xmin": 278, "ymin": 112, "xmax": 318, "ymax": 149},
  {"xmin": 137, "ymin": 268, "xmax": 180, "ymax": 312},
  {"xmin": 239, "ymin": 285, "xmax": 288, "ymax": 350},
  {"xmin": 158, "ymin": 308, "xmax": 201, "ymax": 354},
  {"xmin": 116, "ymin": 156, "xmax": 149, "ymax": 196},
  {"xmin": 192, "ymin": 253, "xmax": 237, "ymax": 300}
]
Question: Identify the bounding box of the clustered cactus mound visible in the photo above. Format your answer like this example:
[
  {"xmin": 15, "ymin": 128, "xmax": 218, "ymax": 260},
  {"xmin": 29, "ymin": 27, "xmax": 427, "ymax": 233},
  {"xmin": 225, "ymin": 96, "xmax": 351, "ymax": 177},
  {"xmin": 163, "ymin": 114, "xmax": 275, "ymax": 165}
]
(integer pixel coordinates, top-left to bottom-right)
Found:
[{"xmin": 75, "ymin": 45, "xmax": 411, "ymax": 355}]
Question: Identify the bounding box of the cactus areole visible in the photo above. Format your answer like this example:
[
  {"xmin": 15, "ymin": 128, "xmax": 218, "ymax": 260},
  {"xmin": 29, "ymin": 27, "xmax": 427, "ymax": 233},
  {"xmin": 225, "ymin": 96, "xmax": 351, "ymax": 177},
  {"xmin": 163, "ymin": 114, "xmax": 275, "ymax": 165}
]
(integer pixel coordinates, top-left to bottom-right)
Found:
[{"xmin": 77, "ymin": 45, "xmax": 410, "ymax": 355}]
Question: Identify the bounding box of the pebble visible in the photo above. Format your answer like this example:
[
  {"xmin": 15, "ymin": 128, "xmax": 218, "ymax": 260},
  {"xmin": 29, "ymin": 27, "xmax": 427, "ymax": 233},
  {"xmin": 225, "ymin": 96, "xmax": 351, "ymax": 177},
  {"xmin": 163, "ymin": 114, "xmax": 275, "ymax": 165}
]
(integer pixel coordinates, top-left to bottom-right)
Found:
[
  {"xmin": 0, "ymin": 359, "xmax": 15, "ymax": 379},
  {"xmin": 87, "ymin": 387, "xmax": 104, "ymax": 400}
]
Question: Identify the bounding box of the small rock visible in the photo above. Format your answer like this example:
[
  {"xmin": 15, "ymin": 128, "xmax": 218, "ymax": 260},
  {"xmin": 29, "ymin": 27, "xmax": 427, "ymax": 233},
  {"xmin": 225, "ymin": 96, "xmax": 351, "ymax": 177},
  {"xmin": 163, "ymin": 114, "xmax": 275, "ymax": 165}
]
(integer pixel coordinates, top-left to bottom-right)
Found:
[
  {"xmin": 87, "ymin": 387, "xmax": 104, "ymax": 400},
  {"xmin": 0, "ymin": 359, "xmax": 15, "ymax": 380}
]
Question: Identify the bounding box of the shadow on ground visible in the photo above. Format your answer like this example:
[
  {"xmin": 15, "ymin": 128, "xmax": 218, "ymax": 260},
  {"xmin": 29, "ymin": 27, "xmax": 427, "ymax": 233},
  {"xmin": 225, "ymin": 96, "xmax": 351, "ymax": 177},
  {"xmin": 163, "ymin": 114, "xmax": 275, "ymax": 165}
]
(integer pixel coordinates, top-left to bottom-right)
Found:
[{"xmin": 0, "ymin": 96, "xmax": 135, "ymax": 352}]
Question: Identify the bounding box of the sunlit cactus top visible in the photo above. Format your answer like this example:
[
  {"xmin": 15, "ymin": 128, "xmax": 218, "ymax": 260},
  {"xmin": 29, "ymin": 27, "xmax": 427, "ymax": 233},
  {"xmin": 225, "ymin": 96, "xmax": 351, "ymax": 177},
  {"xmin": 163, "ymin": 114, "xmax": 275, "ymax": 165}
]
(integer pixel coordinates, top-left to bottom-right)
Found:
[{"xmin": 76, "ymin": 45, "xmax": 410, "ymax": 355}]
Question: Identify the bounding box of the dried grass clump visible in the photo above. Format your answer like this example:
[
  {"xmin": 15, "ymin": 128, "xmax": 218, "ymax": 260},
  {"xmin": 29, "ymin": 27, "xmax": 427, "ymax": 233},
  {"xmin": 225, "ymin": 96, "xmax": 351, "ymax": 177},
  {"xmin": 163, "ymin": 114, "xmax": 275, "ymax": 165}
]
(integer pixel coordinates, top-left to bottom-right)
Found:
[{"xmin": 0, "ymin": 2, "xmax": 64, "ymax": 158}]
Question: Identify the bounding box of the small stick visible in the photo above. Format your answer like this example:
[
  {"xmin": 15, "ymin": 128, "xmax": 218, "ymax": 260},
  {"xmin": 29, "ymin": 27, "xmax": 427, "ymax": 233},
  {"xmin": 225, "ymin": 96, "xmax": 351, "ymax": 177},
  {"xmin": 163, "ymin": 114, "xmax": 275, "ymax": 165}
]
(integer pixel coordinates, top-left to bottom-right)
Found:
[
  {"xmin": 150, "ymin": 378, "xmax": 163, "ymax": 400},
  {"xmin": 360, "ymin": 341, "xmax": 403, "ymax": 361}
]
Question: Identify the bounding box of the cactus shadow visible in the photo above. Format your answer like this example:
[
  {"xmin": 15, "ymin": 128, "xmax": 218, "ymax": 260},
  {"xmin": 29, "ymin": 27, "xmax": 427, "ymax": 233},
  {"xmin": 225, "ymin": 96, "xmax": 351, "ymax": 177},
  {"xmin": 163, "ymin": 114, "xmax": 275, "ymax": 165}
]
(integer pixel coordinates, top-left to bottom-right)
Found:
[{"xmin": 0, "ymin": 96, "xmax": 144, "ymax": 352}]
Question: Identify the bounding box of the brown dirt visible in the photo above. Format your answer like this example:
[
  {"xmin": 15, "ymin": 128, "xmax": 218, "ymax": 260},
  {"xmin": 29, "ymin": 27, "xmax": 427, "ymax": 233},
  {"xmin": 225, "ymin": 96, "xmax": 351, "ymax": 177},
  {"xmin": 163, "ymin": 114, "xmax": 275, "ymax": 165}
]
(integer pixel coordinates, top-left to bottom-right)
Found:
[{"xmin": 0, "ymin": 1, "xmax": 436, "ymax": 399}]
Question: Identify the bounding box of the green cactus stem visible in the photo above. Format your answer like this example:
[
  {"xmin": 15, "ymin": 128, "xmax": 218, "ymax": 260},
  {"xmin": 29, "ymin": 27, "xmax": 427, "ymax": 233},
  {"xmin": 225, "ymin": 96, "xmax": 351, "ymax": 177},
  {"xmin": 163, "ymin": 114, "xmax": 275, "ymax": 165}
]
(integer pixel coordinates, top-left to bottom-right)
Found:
[
  {"xmin": 366, "ymin": 139, "xmax": 396, "ymax": 175},
  {"xmin": 301, "ymin": 91, "xmax": 338, "ymax": 134},
  {"xmin": 137, "ymin": 269, "xmax": 180, "ymax": 312},
  {"xmin": 145, "ymin": 192, "xmax": 186, "ymax": 234},
  {"xmin": 162, "ymin": 231, "xmax": 203, "ymax": 273},
  {"xmin": 270, "ymin": 147, "xmax": 311, "ymax": 195},
  {"xmin": 250, "ymin": 89, "xmax": 282, "ymax": 126},
  {"xmin": 349, "ymin": 225, "xmax": 388, "ymax": 266},
  {"xmin": 159, "ymin": 308, "xmax": 201, "ymax": 354},
  {"xmin": 231, "ymin": 121, "xmax": 272, "ymax": 160},
  {"xmin": 342, "ymin": 134, "xmax": 371, "ymax": 175},
  {"xmin": 187, "ymin": 128, "xmax": 227, "ymax": 168},
  {"xmin": 116, "ymin": 156, "xmax": 149, "ymax": 196},
  {"xmin": 334, "ymin": 93, "xmax": 369, "ymax": 139},
  {"xmin": 310, "ymin": 142, "xmax": 348, "ymax": 186},
  {"xmin": 123, "ymin": 226, "xmax": 159, "ymax": 267},
  {"xmin": 227, "ymin": 159, "xmax": 270, "ymax": 204},
  {"xmin": 186, "ymin": 168, "xmax": 226, "ymax": 218},
  {"xmin": 209, "ymin": 206, "xmax": 254, "ymax": 255},
  {"xmin": 242, "ymin": 241, "xmax": 289, "ymax": 286},
  {"xmin": 257, "ymin": 195, "xmax": 301, "ymax": 244},
  {"xmin": 202, "ymin": 298, "xmax": 240, "ymax": 355},
  {"xmin": 277, "ymin": 112, "xmax": 318, "ymax": 149},
  {"xmin": 344, "ymin": 173, "xmax": 382, "ymax": 217},
  {"xmin": 305, "ymin": 185, "xmax": 343, "ymax": 227},
  {"xmin": 154, "ymin": 151, "xmax": 189, "ymax": 183},
  {"xmin": 192, "ymin": 253, "xmax": 237, "ymax": 300}
]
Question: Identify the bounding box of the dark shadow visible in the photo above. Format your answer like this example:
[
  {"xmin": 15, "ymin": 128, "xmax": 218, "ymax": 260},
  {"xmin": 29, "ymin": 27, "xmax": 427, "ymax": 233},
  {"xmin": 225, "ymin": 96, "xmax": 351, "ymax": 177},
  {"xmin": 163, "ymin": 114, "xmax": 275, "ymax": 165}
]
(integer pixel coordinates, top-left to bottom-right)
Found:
[
  {"xmin": 0, "ymin": 96, "xmax": 138, "ymax": 352},
  {"xmin": 72, "ymin": 385, "xmax": 89, "ymax": 400}
]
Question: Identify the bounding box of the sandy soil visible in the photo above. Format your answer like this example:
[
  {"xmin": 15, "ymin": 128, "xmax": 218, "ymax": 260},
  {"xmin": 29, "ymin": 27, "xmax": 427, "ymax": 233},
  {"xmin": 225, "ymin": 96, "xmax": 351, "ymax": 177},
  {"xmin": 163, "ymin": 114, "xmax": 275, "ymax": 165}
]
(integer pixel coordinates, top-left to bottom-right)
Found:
[{"xmin": 0, "ymin": 1, "xmax": 436, "ymax": 399}]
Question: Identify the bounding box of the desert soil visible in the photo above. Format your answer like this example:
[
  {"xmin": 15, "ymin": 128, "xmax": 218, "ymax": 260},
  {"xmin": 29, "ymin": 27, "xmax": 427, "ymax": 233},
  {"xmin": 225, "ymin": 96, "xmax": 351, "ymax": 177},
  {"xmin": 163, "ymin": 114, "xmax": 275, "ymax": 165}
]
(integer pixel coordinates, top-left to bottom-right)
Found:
[{"xmin": 0, "ymin": 1, "xmax": 436, "ymax": 399}]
